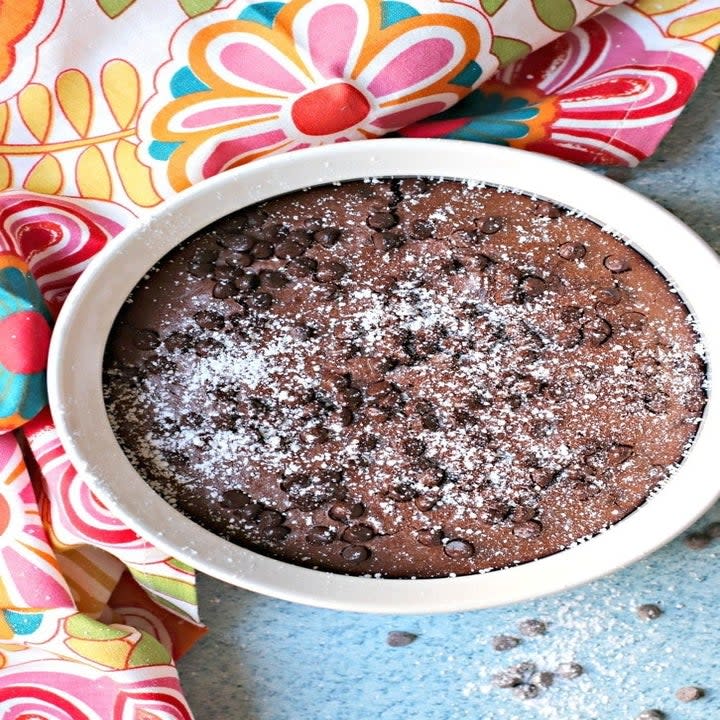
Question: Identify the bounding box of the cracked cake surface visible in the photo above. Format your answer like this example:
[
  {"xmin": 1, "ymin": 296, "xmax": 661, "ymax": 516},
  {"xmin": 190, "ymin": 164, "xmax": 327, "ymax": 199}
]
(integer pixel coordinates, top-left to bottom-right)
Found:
[{"xmin": 103, "ymin": 178, "xmax": 706, "ymax": 578}]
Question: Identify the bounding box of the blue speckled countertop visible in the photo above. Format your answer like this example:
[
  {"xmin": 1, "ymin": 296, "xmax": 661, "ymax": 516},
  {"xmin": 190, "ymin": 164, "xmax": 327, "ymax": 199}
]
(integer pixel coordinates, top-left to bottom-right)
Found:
[{"xmin": 178, "ymin": 57, "xmax": 720, "ymax": 720}]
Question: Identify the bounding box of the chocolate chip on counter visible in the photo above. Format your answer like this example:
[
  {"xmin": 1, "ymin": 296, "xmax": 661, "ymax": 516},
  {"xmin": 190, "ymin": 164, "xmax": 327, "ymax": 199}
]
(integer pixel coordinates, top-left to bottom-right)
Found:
[
  {"xmin": 512, "ymin": 520, "xmax": 543, "ymax": 539},
  {"xmin": 306, "ymin": 525, "xmax": 336, "ymax": 545},
  {"xmin": 636, "ymin": 603, "xmax": 663, "ymax": 620},
  {"xmin": 314, "ymin": 227, "xmax": 341, "ymax": 247},
  {"xmin": 193, "ymin": 310, "xmax": 225, "ymax": 331},
  {"xmin": 636, "ymin": 710, "xmax": 665, "ymax": 720},
  {"xmin": 328, "ymin": 501, "xmax": 365, "ymax": 523},
  {"xmin": 535, "ymin": 201, "xmax": 562, "ymax": 218},
  {"xmin": 513, "ymin": 683, "xmax": 539, "ymax": 700},
  {"xmin": 444, "ymin": 538, "xmax": 475, "ymax": 559},
  {"xmin": 604, "ymin": 255, "xmax": 631, "ymax": 273},
  {"xmin": 386, "ymin": 631, "xmax": 417, "ymax": 647},
  {"xmin": 416, "ymin": 528, "xmax": 444, "ymax": 546},
  {"xmin": 556, "ymin": 662, "xmax": 584, "ymax": 679},
  {"xmin": 341, "ymin": 524, "xmax": 375, "ymax": 543},
  {"xmin": 706, "ymin": 521, "xmax": 720, "ymax": 539},
  {"xmin": 341, "ymin": 544, "xmax": 371, "ymax": 563},
  {"xmin": 221, "ymin": 489, "xmax": 252, "ymax": 509},
  {"xmin": 518, "ymin": 619, "xmax": 547, "ymax": 637},
  {"xmin": 212, "ymin": 280, "xmax": 236, "ymax": 299},
  {"xmin": 584, "ymin": 317, "xmax": 612, "ymax": 346},
  {"xmin": 251, "ymin": 241, "xmax": 274, "ymax": 259},
  {"xmin": 492, "ymin": 635, "xmax": 521, "ymax": 651},
  {"xmin": 675, "ymin": 686, "xmax": 704, "ymax": 702},
  {"xmin": 558, "ymin": 242, "xmax": 587, "ymax": 260},
  {"xmin": 531, "ymin": 671, "xmax": 554, "ymax": 688},
  {"xmin": 367, "ymin": 211, "xmax": 398, "ymax": 230},
  {"xmin": 480, "ymin": 216, "xmax": 503, "ymax": 234},
  {"xmin": 492, "ymin": 669, "xmax": 523, "ymax": 688},
  {"xmin": 410, "ymin": 219, "xmax": 434, "ymax": 239},
  {"xmin": 131, "ymin": 328, "xmax": 160, "ymax": 350}
]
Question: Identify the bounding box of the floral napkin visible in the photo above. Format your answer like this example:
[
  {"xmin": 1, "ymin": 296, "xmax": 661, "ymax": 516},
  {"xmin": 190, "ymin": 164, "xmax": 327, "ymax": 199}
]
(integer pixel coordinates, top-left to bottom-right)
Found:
[{"xmin": 0, "ymin": 1, "xmax": 717, "ymax": 717}]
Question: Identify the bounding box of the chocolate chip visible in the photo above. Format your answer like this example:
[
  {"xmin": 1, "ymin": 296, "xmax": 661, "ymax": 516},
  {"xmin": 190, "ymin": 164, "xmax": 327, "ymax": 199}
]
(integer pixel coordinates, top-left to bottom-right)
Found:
[
  {"xmin": 387, "ymin": 481, "xmax": 419, "ymax": 502},
  {"xmin": 367, "ymin": 211, "xmax": 397, "ymax": 230},
  {"xmin": 492, "ymin": 635, "xmax": 520, "ymax": 651},
  {"xmin": 314, "ymin": 227, "xmax": 341, "ymax": 247},
  {"xmin": 263, "ymin": 525, "xmax": 290, "ymax": 542},
  {"xmin": 531, "ymin": 672, "xmax": 554, "ymax": 688},
  {"xmin": 706, "ymin": 521, "xmax": 720, "ymax": 539},
  {"xmin": 252, "ymin": 241, "xmax": 274, "ymax": 259},
  {"xmin": 218, "ymin": 232, "xmax": 254, "ymax": 252},
  {"xmin": 595, "ymin": 287, "xmax": 622, "ymax": 305},
  {"xmin": 518, "ymin": 619, "xmax": 547, "ymax": 637},
  {"xmin": 306, "ymin": 525, "xmax": 335, "ymax": 545},
  {"xmin": 228, "ymin": 252, "xmax": 254, "ymax": 268},
  {"xmin": 480, "ymin": 217, "xmax": 503, "ymax": 234},
  {"xmin": 328, "ymin": 502, "xmax": 365, "ymax": 523},
  {"xmin": 131, "ymin": 328, "xmax": 160, "ymax": 350},
  {"xmin": 403, "ymin": 438, "xmax": 425, "ymax": 457},
  {"xmin": 191, "ymin": 245, "xmax": 220, "ymax": 263},
  {"xmin": 675, "ymin": 686, "xmax": 704, "ymax": 702},
  {"xmin": 604, "ymin": 255, "xmax": 631, "ymax": 273},
  {"xmin": 316, "ymin": 262, "xmax": 348, "ymax": 283},
  {"xmin": 480, "ymin": 502, "xmax": 510, "ymax": 525},
  {"xmin": 339, "ymin": 386, "xmax": 363, "ymax": 409},
  {"xmin": 492, "ymin": 669, "xmax": 523, "ymax": 688},
  {"xmin": 519, "ymin": 275, "xmax": 547, "ymax": 298},
  {"xmin": 234, "ymin": 272, "xmax": 260, "ymax": 292},
  {"xmin": 342, "ymin": 524, "xmax": 375, "ymax": 543},
  {"xmin": 189, "ymin": 259, "xmax": 215, "ymax": 277},
  {"xmin": 607, "ymin": 443, "xmax": 633, "ymax": 465},
  {"xmin": 212, "ymin": 280, "xmax": 236, "ymax": 299},
  {"xmin": 248, "ymin": 292, "xmax": 273, "ymax": 311},
  {"xmin": 636, "ymin": 603, "xmax": 662, "ymax": 620},
  {"xmin": 444, "ymin": 538, "xmax": 475, "ymax": 558},
  {"xmin": 261, "ymin": 270, "xmax": 287, "ymax": 288},
  {"xmin": 373, "ymin": 231, "xmax": 404, "ymax": 251},
  {"xmin": 275, "ymin": 241, "xmax": 304, "ymax": 259},
  {"xmin": 512, "ymin": 520, "xmax": 543, "ymax": 539},
  {"xmin": 410, "ymin": 219, "xmax": 433, "ymax": 239},
  {"xmin": 414, "ymin": 493, "xmax": 439, "ymax": 512},
  {"xmin": 535, "ymin": 201, "xmax": 562, "ymax": 218},
  {"xmin": 643, "ymin": 392, "xmax": 669, "ymax": 414},
  {"xmin": 221, "ymin": 489, "xmax": 252, "ymax": 508},
  {"xmin": 254, "ymin": 509, "xmax": 282, "ymax": 528},
  {"xmin": 558, "ymin": 242, "xmax": 587, "ymax": 260},
  {"xmin": 193, "ymin": 310, "xmax": 224, "ymax": 331},
  {"xmin": 513, "ymin": 684, "xmax": 539, "ymax": 700},
  {"xmin": 288, "ymin": 256, "xmax": 318, "ymax": 276},
  {"xmin": 556, "ymin": 662, "xmax": 584, "ymax": 679},
  {"xmin": 338, "ymin": 407, "xmax": 354, "ymax": 426},
  {"xmin": 584, "ymin": 317, "xmax": 612, "ymax": 345},
  {"xmin": 636, "ymin": 711, "xmax": 665, "ymax": 720},
  {"xmin": 236, "ymin": 502, "xmax": 262, "ymax": 521},
  {"xmin": 386, "ymin": 631, "xmax": 417, "ymax": 647},
  {"xmin": 621, "ymin": 312, "xmax": 646, "ymax": 331},
  {"xmin": 684, "ymin": 532, "xmax": 711, "ymax": 549},
  {"xmin": 416, "ymin": 528, "xmax": 444, "ymax": 546},
  {"xmin": 341, "ymin": 544, "xmax": 370, "ymax": 563}
]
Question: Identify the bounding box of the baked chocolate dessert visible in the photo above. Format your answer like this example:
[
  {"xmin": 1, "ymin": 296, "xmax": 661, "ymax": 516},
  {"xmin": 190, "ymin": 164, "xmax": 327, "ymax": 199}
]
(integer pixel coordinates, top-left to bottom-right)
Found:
[{"xmin": 103, "ymin": 178, "xmax": 706, "ymax": 578}]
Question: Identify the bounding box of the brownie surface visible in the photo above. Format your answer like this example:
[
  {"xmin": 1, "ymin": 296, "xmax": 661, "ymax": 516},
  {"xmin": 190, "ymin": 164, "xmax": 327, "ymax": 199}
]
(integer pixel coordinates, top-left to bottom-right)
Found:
[{"xmin": 103, "ymin": 178, "xmax": 706, "ymax": 578}]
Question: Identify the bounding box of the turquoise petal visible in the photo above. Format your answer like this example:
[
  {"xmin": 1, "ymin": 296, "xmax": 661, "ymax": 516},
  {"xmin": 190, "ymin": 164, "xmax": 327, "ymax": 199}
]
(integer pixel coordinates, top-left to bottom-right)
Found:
[
  {"xmin": 238, "ymin": 2, "xmax": 284, "ymax": 27},
  {"xmin": 381, "ymin": 1, "xmax": 419, "ymax": 28}
]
